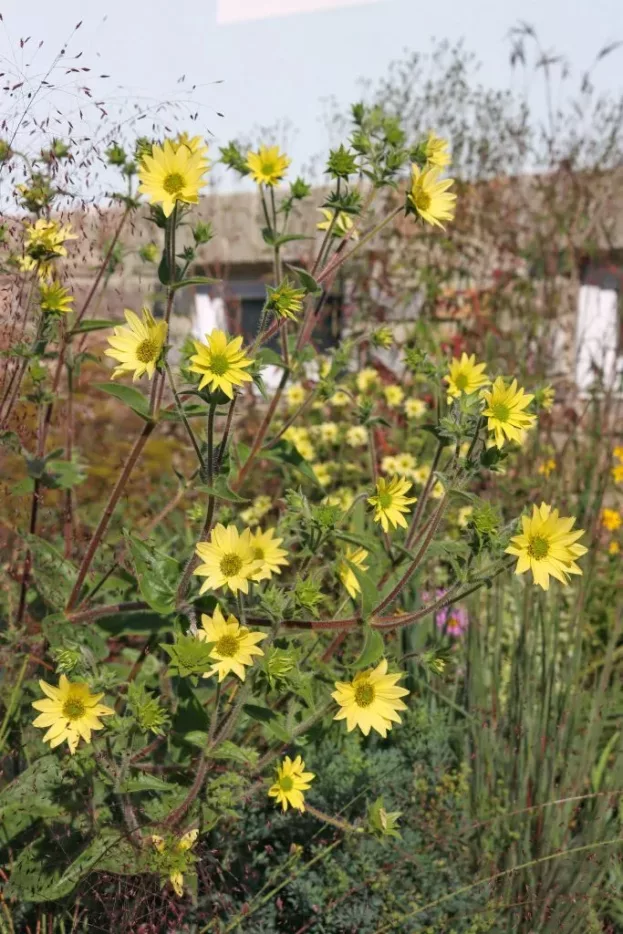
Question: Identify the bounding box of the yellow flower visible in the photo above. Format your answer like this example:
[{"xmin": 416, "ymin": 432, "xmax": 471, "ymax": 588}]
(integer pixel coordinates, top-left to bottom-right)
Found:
[
  {"xmin": 613, "ymin": 465, "xmax": 623, "ymax": 484},
  {"xmin": 346, "ymin": 425, "xmax": 368, "ymax": 447},
  {"xmin": 283, "ymin": 426, "xmax": 315, "ymax": 461},
  {"xmin": 246, "ymin": 144, "xmax": 290, "ymax": 186},
  {"xmin": 267, "ymin": 278, "xmax": 306, "ymax": 320},
  {"xmin": 481, "ymin": 378, "xmax": 536, "ymax": 448},
  {"xmin": 151, "ymin": 829, "xmax": 198, "ymax": 897},
  {"xmin": 104, "ymin": 308, "xmax": 167, "ymax": 381},
  {"xmin": 445, "ymin": 353, "xmax": 490, "ymax": 402},
  {"xmin": 339, "ymin": 546, "xmax": 369, "ymax": 599},
  {"xmin": 268, "ymin": 756, "xmax": 315, "ymax": 812},
  {"xmin": 368, "ymin": 475, "xmax": 416, "ymax": 532},
  {"xmin": 317, "ymin": 208, "xmax": 359, "ymax": 239},
  {"xmin": 32, "ymin": 676, "xmax": 114, "ymax": 754},
  {"xmin": 312, "ymin": 422, "xmax": 339, "ymax": 445},
  {"xmin": 394, "ymin": 453, "xmax": 417, "ymax": 478},
  {"xmin": 240, "ymin": 494, "xmax": 272, "ymax": 527},
  {"xmin": 312, "ymin": 462, "xmax": 333, "ymax": 487},
  {"xmin": 174, "ymin": 132, "xmax": 210, "ymax": 162},
  {"xmin": 412, "ymin": 465, "xmax": 429, "ymax": 486},
  {"xmin": 381, "ymin": 454, "xmax": 400, "ymax": 475},
  {"xmin": 250, "ymin": 527, "xmax": 289, "ymax": 581},
  {"xmin": 323, "ymin": 487, "xmax": 355, "ymax": 511},
  {"xmin": 613, "ymin": 446, "xmax": 623, "ymax": 463},
  {"xmin": 189, "ymin": 329, "xmax": 253, "ymax": 399},
  {"xmin": 332, "ymin": 659, "xmax": 409, "ymax": 738},
  {"xmin": 194, "ymin": 524, "xmax": 262, "ymax": 595},
  {"xmin": 24, "ymin": 218, "xmax": 76, "ymax": 261},
  {"xmin": 424, "ymin": 131, "xmax": 451, "ymax": 168},
  {"xmin": 39, "ymin": 281, "xmax": 73, "ymax": 315},
  {"xmin": 602, "ymin": 508, "xmax": 622, "ymax": 532},
  {"xmin": 505, "ymin": 503, "xmax": 587, "ymax": 590},
  {"xmin": 138, "ymin": 139, "xmax": 208, "ymax": 216},
  {"xmin": 537, "ymin": 385, "xmax": 555, "ymax": 411},
  {"xmin": 457, "ymin": 505, "xmax": 473, "ymax": 528},
  {"xmin": 356, "ymin": 367, "xmax": 379, "ymax": 393},
  {"xmin": 384, "ymin": 385, "xmax": 404, "ymax": 407},
  {"xmin": 285, "ymin": 383, "xmax": 306, "ymax": 409},
  {"xmin": 197, "ymin": 606, "xmax": 265, "ymax": 682},
  {"xmin": 330, "ymin": 389, "xmax": 350, "ymax": 407},
  {"xmin": 408, "ymin": 164, "xmax": 456, "ymax": 229},
  {"xmin": 609, "ymin": 541, "xmax": 620, "ymax": 555},
  {"xmin": 404, "ymin": 398, "xmax": 426, "ymax": 419},
  {"xmin": 538, "ymin": 458, "xmax": 556, "ymax": 478}
]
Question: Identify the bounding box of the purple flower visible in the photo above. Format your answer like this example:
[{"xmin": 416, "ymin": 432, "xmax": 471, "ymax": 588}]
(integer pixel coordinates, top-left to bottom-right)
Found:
[{"xmin": 422, "ymin": 589, "xmax": 469, "ymax": 638}]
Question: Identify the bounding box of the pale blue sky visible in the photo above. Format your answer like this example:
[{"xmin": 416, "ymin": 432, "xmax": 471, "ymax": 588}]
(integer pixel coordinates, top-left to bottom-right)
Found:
[{"xmin": 1, "ymin": 0, "xmax": 621, "ymax": 185}]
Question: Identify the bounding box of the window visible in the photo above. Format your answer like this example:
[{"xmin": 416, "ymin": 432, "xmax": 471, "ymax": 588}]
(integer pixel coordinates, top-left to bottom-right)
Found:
[{"xmin": 575, "ymin": 262, "xmax": 623, "ymax": 393}]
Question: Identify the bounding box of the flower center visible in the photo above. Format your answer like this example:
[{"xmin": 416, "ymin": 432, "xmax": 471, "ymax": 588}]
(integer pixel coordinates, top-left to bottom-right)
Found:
[
  {"xmin": 378, "ymin": 491, "xmax": 393, "ymax": 510},
  {"xmin": 279, "ymin": 775, "xmax": 294, "ymax": 792},
  {"xmin": 528, "ymin": 535, "xmax": 550, "ymax": 560},
  {"xmin": 209, "ymin": 353, "xmax": 230, "ymax": 376},
  {"xmin": 454, "ymin": 373, "xmax": 469, "ymax": 391},
  {"xmin": 62, "ymin": 698, "xmax": 86, "ymax": 720},
  {"xmin": 490, "ymin": 402, "xmax": 510, "ymax": 422},
  {"xmin": 215, "ymin": 634, "xmax": 240, "ymax": 658},
  {"xmin": 220, "ymin": 553, "xmax": 243, "ymax": 577},
  {"xmin": 136, "ymin": 337, "xmax": 159, "ymax": 363},
  {"xmin": 262, "ymin": 160, "xmax": 276, "ymax": 177},
  {"xmin": 163, "ymin": 172, "xmax": 185, "ymax": 195},
  {"xmin": 354, "ymin": 681, "xmax": 375, "ymax": 708},
  {"xmin": 253, "ymin": 547, "xmax": 265, "ymax": 560},
  {"xmin": 413, "ymin": 187, "xmax": 431, "ymax": 212}
]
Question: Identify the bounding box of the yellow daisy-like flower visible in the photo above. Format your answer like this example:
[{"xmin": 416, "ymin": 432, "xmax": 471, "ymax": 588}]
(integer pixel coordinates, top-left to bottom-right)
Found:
[
  {"xmin": 246, "ymin": 144, "xmax": 290, "ymax": 186},
  {"xmin": 32, "ymin": 676, "xmax": 114, "ymax": 754},
  {"xmin": 537, "ymin": 458, "xmax": 557, "ymax": 478},
  {"xmin": 384, "ymin": 385, "xmax": 404, "ymax": 407},
  {"xmin": 457, "ymin": 505, "xmax": 473, "ymax": 528},
  {"xmin": 445, "ymin": 353, "xmax": 490, "ymax": 402},
  {"xmin": 267, "ymin": 278, "xmax": 306, "ymax": 321},
  {"xmin": 404, "ymin": 398, "xmax": 426, "ymax": 419},
  {"xmin": 505, "ymin": 502, "xmax": 587, "ymax": 591},
  {"xmin": 174, "ymin": 132, "xmax": 210, "ymax": 162},
  {"xmin": 312, "ymin": 462, "xmax": 333, "ymax": 487},
  {"xmin": 537, "ymin": 385, "xmax": 556, "ymax": 411},
  {"xmin": 338, "ymin": 546, "xmax": 369, "ymax": 599},
  {"xmin": 346, "ymin": 425, "xmax": 368, "ymax": 448},
  {"xmin": 317, "ymin": 208, "xmax": 360, "ymax": 240},
  {"xmin": 613, "ymin": 446, "xmax": 623, "ymax": 463},
  {"xmin": 39, "ymin": 281, "xmax": 74, "ymax": 315},
  {"xmin": 613, "ymin": 464, "xmax": 623, "ymax": 484},
  {"xmin": 151, "ymin": 829, "xmax": 198, "ymax": 898},
  {"xmin": 481, "ymin": 378, "xmax": 536, "ymax": 448},
  {"xmin": 189, "ymin": 329, "xmax": 253, "ymax": 399},
  {"xmin": 609, "ymin": 541, "xmax": 620, "ymax": 555},
  {"xmin": 250, "ymin": 527, "xmax": 289, "ymax": 582},
  {"xmin": 194, "ymin": 524, "xmax": 262, "ymax": 595},
  {"xmin": 424, "ymin": 131, "xmax": 451, "ymax": 168},
  {"xmin": 332, "ymin": 659, "xmax": 409, "ymax": 738},
  {"xmin": 368, "ymin": 475, "xmax": 417, "ymax": 533},
  {"xmin": 268, "ymin": 755, "xmax": 315, "ymax": 812},
  {"xmin": 196, "ymin": 605, "xmax": 266, "ymax": 682},
  {"xmin": 602, "ymin": 508, "xmax": 622, "ymax": 532},
  {"xmin": 24, "ymin": 218, "xmax": 76, "ymax": 261},
  {"xmin": 285, "ymin": 383, "xmax": 306, "ymax": 409},
  {"xmin": 408, "ymin": 164, "xmax": 456, "ymax": 229},
  {"xmin": 104, "ymin": 308, "xmax": 168, "ymax": 381},
  {"xmin": 356, "ymin": 367, "xmax": 379, "ymax": 393},
  {"xmin": 330, "ymin": 389, "xmax": 350, "ymax": 407},
  {"xmin": 138, "ymin": 139, "xmax": 209, "ymax": 217}
]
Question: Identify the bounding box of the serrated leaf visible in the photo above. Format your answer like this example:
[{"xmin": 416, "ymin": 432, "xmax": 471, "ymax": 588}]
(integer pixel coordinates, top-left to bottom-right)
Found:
[
  {"xmin": 70, "ymin": 318, "xmax": 118, "ymax": 334},
  {"xmin": 94, "ymin": 383, "xmax": 151, "ymax": 419},
  {"xmin": 120, "ymin": 773, "xmax": 180, "ymax": 793},
  {"xmin": 210, "ymin": 740, "xmax": 259, "ymax": 766},
  {"xmin": 24, "ymin": 535, "xmax": 78, "ymax": 609},
  {"xmin": 256, "ymin": 347, "xmax": 285, "ymax": 368},
  {"xmin": 125, "ymin": 533, "xmax": 179, "ymax": 615},
  {"xmin": 351, "ymin": 625, "xmax": 385, "ymax": 670},
  {"xmin": 285, "ymin": 263, "xmax": 322, "ymax": 294},
  {"xmin": 196, "ymin": 477, "xmax": 249, "ymax": 503},
  {"xmin": 242, "ymin": 703, "xmax": 277, "ymax": 723}
]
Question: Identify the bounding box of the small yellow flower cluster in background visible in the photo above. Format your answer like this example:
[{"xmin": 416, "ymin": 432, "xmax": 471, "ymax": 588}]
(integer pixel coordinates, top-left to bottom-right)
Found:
[
  {"xmin": 240, "ymin": 495, "xmax": 272, "ymax": 527},
  {"xmin": 538, "ymin": 458, "xmax": 557, "ymax": 478},
  {"xmin": 383, "ymin": 384, "xmax": 404, "ymax": 407},
  {"xmin": 269, "ymin": 756, "xmax": 315, "ymax": 811},
  {"xmin": 346, "ymin": 425, "xmax": 368, "ymax": 448},
  {"xmin": 612, "ymin": 446, "xmax": 623, "ymax": 484},
  {"xmin": 283, "ymin": 426, "xmax": 315, "ymax": 461},
  {"xmin": 601, "ymin": 508, "xmax": 622, "ymax": 532},
  {"xmin": 404, "ymin": 398, "xmax": 427, "ymax": 419},
  {"xmin": 357, "ymin": 367, "xmax": 380, "ymax": 393},
  {"xmin": 311, "ymin": 421, "xmax": 339, "ymax": 445},
  {"xmin": 381, "ymin": 452, "xmax": 417, "ymax": 480},
  {"xmin": 285, "ymin": 382, "xmax": 307, "ymax": 409},
  {"xmin": 151, "ymin": 829, "xmax": 198, "ymax": 897}
]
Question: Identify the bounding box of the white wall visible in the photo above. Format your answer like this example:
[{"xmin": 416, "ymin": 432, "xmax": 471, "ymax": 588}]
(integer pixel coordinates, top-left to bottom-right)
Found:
[{"xmin": 575, "ymin": 285, "xmax": 621, "ymax": 393}]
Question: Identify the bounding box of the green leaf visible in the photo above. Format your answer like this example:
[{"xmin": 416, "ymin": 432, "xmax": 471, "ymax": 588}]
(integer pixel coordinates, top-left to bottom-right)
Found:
[
  {"xmin": 345, "ymin": 558, "xmax": 380, "ymax": 620},
  {"xmin": 270, "ymin": 439, "xmax": 320, "ymax": 486},
  {"xmin": 0, "ymin": 757, "xmax": 65, "ymax": 845},
  {"xmin": 592, "ymin": 731, "xmax": 619, "ymax": 792},
  {"xmin": 242, "ymin": 703, "xmax": 277, "ymax": 723},
  {"xmin": 210, "ymin": 740, "xmax": 259, "ymax": 767},
  {"xmin": 158, "ymin": 251, "xmax": 171, "ymax": 285},
  {"xmin": 196, "ymin": 476, "xmax": 249, "ymax": 503},
  {"xmin": 159, "ymin": 403, "xmax": 212, "ymax": 422},
  {"xmin": 94, "ymin": 382, "xmax": 151, "ymax": 419},
  {"xmin": 255, "ymin": 347, "xmax": 286, "ymax": 369},
  {"xmin": 285, "ymin": 263, "xmax": 322, "ymax": 294},
  {"xmin": 351, "ymin": 625, "xmax": 385, "ymax": 670},
  {"xmin": 44, "ymin": 457, "xmax": 87, "ymax": 490},
  {"xmin": 170, "ymin": 275, "xmax": 220, "ymax": 292},
  {"xmin": 120, "ymin": 773, "xmax": 180, "ymax": 793},
  {"xmin": 70, "ymin": 318, "xmax": 118, "ymax": 334},
  {"xmin": 24, "ymin": 536, "xmax": 78, "ymax": 609},
  {"xmin": 125, "ymin": 533, "xmax": 180, "ymax": 615}
]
